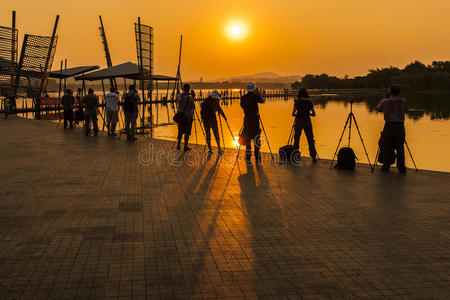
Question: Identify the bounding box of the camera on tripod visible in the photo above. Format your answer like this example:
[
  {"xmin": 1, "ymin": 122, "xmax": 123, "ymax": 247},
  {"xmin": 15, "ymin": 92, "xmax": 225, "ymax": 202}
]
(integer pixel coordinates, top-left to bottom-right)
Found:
[{"xmin": 330, "ymin": 100, "xmax": 373, "ymax": 172}]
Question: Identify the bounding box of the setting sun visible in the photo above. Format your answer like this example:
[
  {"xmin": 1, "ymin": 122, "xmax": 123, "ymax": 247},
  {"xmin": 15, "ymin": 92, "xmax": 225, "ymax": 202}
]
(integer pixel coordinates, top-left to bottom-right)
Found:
[
  {"xmin": 231, "ymin": 25, "xmax": 242, "ymax": 36},
  {"xmin": 225, "ymin": 20, "xmax": 248, "ymax": 41}
]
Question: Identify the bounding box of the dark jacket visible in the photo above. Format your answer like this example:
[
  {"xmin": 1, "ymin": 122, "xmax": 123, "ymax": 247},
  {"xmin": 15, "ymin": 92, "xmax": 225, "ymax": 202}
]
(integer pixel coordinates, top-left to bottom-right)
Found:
[
  {"xmin": 62, "ymin": 95, "xmax": 75, "ymax": 110},
  {"xmin": 83, "ymin": 94, "xmax": 98, "ymax": 114},
  {"xmin": 123, "ymin": 91, "xmax": 140, "ymax": 114},
  {"xmin": 201, "ymin": 97, "xmax": 225, "ymax": 123},
  {"xmin": 177, "ymin": 93, "xmax": 195, "ymax": 119},
  {"xmin": 294, "ymin": 98, "xmax": 314, "ymax": 120},
  {"xmin": 240, "ymin": 92, "xmax": 265, "ymax": 118},
  {"xmin": 240, "ymin": 92, "xmax": 265, "ymax": 140}
]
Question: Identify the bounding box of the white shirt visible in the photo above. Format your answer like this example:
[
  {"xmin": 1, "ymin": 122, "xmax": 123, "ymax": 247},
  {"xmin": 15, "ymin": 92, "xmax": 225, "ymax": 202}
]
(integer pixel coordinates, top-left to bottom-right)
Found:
[{"xmin": 105, "ymin": 92, "xmax": 120, "ymax": 111}]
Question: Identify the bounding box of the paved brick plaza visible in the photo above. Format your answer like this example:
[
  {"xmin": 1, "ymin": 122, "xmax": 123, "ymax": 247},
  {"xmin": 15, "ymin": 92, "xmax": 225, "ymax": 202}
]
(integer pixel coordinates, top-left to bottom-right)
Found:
[{"xmin": 0, "ymin": 117, "xmax": 449, "ymax": 299}]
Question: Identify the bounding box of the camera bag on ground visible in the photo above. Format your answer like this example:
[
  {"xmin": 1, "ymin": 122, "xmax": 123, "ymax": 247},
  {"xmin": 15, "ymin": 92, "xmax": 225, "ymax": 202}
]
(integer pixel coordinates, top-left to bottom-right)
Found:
[
  {"xmin": 336, "ymin": 147, "xmax": 357, "ymax": 170},
  {"xmin": 279, "ymin": 145, "xmax": 301, "ymax": 164},
  {"xmin": 279, "ymin": 121, "xmax": 301, "ymax": 164}
]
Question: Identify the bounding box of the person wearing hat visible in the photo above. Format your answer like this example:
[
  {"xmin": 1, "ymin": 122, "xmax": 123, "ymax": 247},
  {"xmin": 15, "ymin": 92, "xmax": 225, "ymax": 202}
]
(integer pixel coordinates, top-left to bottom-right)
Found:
[
  {"xmin": 200, "ymin": 90, "xmax": 226, "ymax": 154},
  {"xmin": 240, "ymin": 82, "xmax": 265, "ymax": 164},
  {"xmin": 292, "ymin": 88, "xmax": 317, "ymax": 162},
  {"xmin": 61, "ymin": 89, "xmax": 75, "ymax": 129},
  {"xmin": 176, "ymin": 83, "xmax": 195, "ymax": 151}
]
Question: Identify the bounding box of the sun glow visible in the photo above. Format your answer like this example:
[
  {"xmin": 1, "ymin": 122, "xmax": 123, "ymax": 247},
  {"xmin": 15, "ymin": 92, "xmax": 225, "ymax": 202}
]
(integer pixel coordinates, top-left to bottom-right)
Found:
[
  {"xmin": 225, "ymin": 20, "xmax": 248, "ymax": 41},
  {"xmin": 232, "ymin": 137, "xmax": 240, "ymax": 148}
]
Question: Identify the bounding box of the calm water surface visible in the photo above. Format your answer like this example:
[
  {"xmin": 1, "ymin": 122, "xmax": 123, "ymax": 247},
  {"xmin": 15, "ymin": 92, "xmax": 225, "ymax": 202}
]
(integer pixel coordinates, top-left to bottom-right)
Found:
[
  {"xmin": 16, "ymin": 90, "xmax": 450, "ymax": 172},
  {"xmin": 151, "ymin": 91, "xmax": 450, "ymax": 172}
]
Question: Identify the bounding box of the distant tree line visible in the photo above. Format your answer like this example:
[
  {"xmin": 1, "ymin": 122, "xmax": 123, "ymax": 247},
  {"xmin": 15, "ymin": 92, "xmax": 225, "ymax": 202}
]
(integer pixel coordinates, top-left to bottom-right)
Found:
[{"xmin": 292, "ymin": 61, "xmax": 450, "ymax": 91}]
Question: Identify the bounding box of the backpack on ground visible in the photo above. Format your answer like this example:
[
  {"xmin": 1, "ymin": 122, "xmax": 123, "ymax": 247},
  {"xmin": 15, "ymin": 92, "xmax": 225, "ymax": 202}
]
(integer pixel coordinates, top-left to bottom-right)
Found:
[
  {"xmin": 336, "ymin": 147, "xmax": 357, "ymax": 170},
  {"xmin": 279, "ymin": 122, "xmax": 301, "ymax": 164},
  {"xmin": 279, "ymin": 145, "xmax": 301, "ymax": 164}
]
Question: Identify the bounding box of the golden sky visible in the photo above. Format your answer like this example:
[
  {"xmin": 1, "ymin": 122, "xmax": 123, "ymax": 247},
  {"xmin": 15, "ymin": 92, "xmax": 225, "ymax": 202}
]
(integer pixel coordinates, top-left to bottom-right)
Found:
[{"xmin": 2, "ymin": 0, "xmax": 450, "ymax": 80}]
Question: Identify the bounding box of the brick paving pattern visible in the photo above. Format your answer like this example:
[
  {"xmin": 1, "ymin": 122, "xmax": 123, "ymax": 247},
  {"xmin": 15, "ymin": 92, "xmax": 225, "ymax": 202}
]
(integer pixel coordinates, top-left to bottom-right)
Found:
[{"xmin": 0, "ymin": 117, "xmax": 449, "ymax": 299}]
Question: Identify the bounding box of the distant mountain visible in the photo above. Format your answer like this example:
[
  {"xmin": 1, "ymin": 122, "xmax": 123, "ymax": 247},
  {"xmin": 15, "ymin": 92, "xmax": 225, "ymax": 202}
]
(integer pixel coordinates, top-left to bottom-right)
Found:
[{"xmin": 214, "ymin": 72, "xmax": 301, "ymax": 83}]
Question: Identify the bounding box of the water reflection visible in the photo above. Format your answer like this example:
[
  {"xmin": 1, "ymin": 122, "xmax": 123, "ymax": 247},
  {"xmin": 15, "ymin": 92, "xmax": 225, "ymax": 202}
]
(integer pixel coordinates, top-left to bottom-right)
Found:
[
  {"xmin": 151, "ymin": 91, "xmax": 449, "ymax": 172},
  {"xmin": 311, "ymin": 91, "xmax": 450, "ymax": 120},
  {"xmin": 13, "ymin": 90, "xmax": 450, "ymax": 172}
]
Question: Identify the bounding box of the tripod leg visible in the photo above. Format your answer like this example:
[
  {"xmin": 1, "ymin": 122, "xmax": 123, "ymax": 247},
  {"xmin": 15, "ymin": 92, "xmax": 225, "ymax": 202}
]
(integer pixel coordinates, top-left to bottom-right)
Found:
[
  {"xmin": 136, "ymin": 110, "xmax": 150, "ymax": 140},
  {"xmin": 235, "ymin": 125, "xmax": 244, "ymax": 161},
  {"xmin": 224, "ymin": 117, "xmax": 239, "ymax": 150},
  {"xmin": 119, "ymin": 110, "xmax": 126, "ymax": 137},
  {"xmin": 194, "ymin": 108, "xmax": 208, "ymax": 151},
  {"xmin": 405, "ymin": 140, "xmax": 418, "ymax": 172},
  {"xmin": 194, "ymin": 108, "xmax": 206, "ymax": 139},
  {"xmin": 102, "ymin": 106, "xmax": 106, "ymax": 133},
  {"xmin": 288, "ymin": 123, "xmax": 295, "ymax": 145},
  {"xmin": 330, "ymin": 114, "xmax": 351, "ymax": 169},
  {"xmin": 219, "ymin": 114, "xmax": 226, "ymax": 149},
  {"xmin": 374, "ymin": 147, "xmax": 380, "ymax": 168},
  {"xmin": 348, "ymin": 113, "xmax": 352, "ymax": 147},
  {"xmin": 351, "ymin": 114, "xmax": 373, "ymax": 172},
  {"xmin": 259, "ymin": 116, "xmax": 275, "ymax": 162},
  {"xmin": 236, "ymin": 145, "xmax": 241, "ymax": 161},
  {"xmin": 193, "ymin": 114, "xmax": 198, "ymax": 145},
  {"xmin": 56, "ymin": 111, "xmax": 62, "ymax": 128}
]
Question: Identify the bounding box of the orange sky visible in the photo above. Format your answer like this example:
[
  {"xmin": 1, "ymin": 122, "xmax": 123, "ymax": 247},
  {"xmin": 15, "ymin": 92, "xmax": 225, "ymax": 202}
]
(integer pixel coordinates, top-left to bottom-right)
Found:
[{"xmin": 2, "ymin": 0, "xmax": 450, "ymax": 81}]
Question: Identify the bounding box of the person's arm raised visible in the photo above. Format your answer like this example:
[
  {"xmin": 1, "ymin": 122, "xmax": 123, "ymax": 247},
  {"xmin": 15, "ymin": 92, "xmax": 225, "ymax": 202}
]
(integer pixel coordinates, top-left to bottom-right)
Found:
[
  {"xmin": 375, "ymin": 99, "xmax": 385, "ymax": 112},
  {"xmin": 257, "ymin": 93, "xmax": 265, "ymax": 103}
]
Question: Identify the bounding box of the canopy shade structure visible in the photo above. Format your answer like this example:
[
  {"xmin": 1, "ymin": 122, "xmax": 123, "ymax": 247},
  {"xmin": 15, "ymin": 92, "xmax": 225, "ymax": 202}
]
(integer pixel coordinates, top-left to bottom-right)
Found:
[
  {"xmin": 49, "ymin": 65, "xmax": 99, "ymax": 79},
  {"xmin": 74, "ymin": 62, "xmax": 177, "ymax": 81}
]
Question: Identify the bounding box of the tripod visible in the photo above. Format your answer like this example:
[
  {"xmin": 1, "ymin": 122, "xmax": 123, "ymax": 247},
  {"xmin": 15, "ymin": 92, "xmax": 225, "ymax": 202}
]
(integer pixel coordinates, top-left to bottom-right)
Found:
[
  {"xmin": 193, "ymin": 107, "xmax": 207, "ymax": 146},
  {"xmin": 374, "ymin": 139, "xmax": 418, "ymax": 172},
  {"xmin": 171, "ymin": 107, "xmax": 207, "ymax": 150},
  {"xmin": 259, "ymin": 115, "xmax": 275, "ymax": 162},
  {"xmin": 330, "ymin": 101, "xmax": 373, "ymax": 172},
  {"xmin": 137, "ymin": 109, "xmax": 151, "ymax": 140},
  {"xmin": 222, "ymin": 115, "xmax": 239, "ymax": 150}
]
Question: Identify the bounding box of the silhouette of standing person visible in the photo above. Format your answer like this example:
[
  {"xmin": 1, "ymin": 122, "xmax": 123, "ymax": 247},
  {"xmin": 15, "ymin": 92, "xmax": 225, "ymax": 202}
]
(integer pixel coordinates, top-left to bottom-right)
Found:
[
  {"xmin": 376, "ymin": 85, "xmax": 408, "ymax": 173},
  {"xmin": 176, "ymin": 84, "xmax": 195, "ymax": 151},
  {"xmin": 83, "ymin": 88, "xmax": 99, "ymax": 136},
  {"xmin": 240, "ymin": 82, "xmax": 265, "ymax": 165},
  {"xmin": 61, "ymin": 89, "xmax": 75, "ymax": 129},
  {"xmin": 292, "ymin": 88, "xmax": 317, "ymax": 162},
  {"xmin": 123, "ymin": 85, "xmax": 140, "ymax": 141},
  {"xmin": 200, "ymin": 90, "xmax": 226, "ymax": 154}
]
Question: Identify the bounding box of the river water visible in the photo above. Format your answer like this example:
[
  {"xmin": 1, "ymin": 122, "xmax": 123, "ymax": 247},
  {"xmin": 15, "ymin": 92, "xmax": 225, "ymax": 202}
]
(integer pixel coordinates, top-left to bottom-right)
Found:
[
  {"xmin": 151, "ymin": 90, "xmax": 450, "ymax": 172},
  {"xmin": 12, "ymin": 90, "xmax": 450, "ymax": 172}
]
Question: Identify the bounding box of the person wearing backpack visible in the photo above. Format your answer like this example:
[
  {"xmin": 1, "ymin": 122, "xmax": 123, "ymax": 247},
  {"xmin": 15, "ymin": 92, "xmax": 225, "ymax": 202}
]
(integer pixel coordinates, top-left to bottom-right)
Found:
[
  {"xmin": 176, "ymin": 84, "xmax": 195, "ymax": 151},
  {"xmin": 83, "ymin": 88, "xmax": 99, "ymax": 136},
  {"xmin": 240, "ymin": 82, "xmax": 265, "ymax": 165},
  {"xmin": 291, "ymin": 88, "xmax": 317, "ymax": 162},
  {"xmin": 376, "ymin": 85, "xmax": 408, "ymax": 173},
  {"xmin": 201, "ymin": 90, "xmax": 226, "ymax": 154},
  {"xmin": 123, "ymin": 85, "xmax": 140, "ymax": 141}
]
